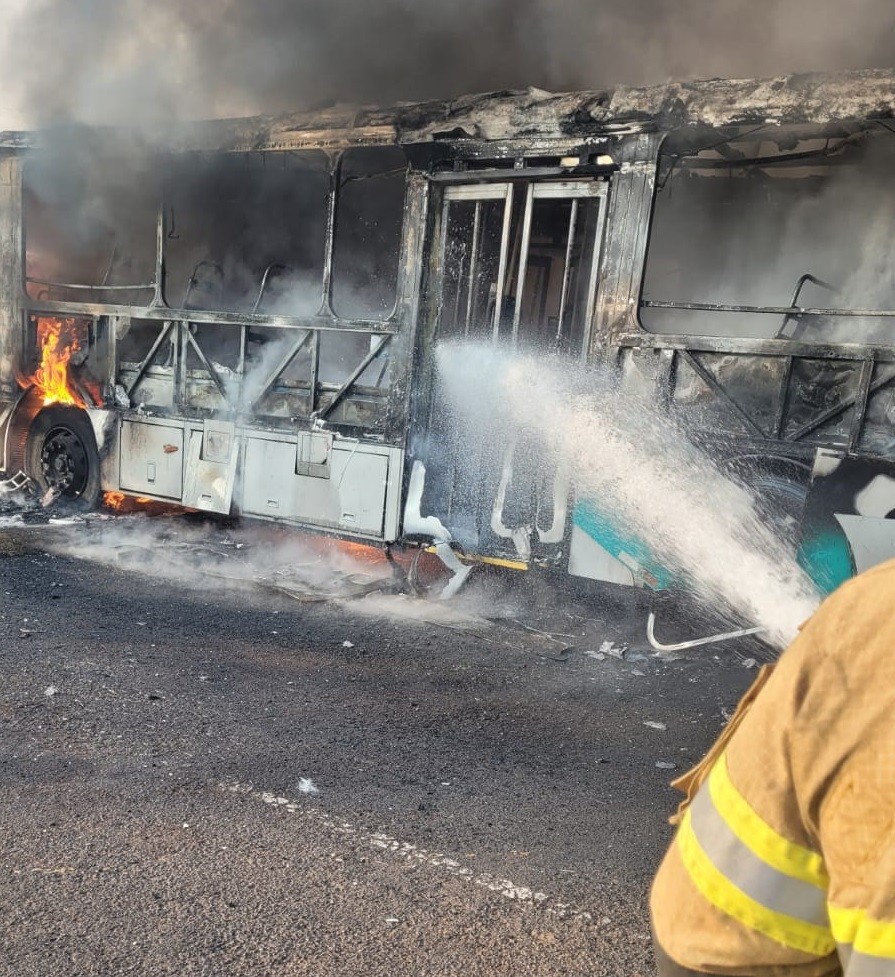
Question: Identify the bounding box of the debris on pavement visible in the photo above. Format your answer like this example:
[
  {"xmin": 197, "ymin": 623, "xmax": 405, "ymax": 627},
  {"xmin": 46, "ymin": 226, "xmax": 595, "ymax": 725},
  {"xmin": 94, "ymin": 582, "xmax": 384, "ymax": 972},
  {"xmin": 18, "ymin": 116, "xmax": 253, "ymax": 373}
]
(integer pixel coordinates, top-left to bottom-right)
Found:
[
  {"xmin": 583, "ymin": 639, "xmax": 628, "ymax": 662},
  {"xmin": 599, "ymin": 640, "xmax": 627, "ymax": 659}
]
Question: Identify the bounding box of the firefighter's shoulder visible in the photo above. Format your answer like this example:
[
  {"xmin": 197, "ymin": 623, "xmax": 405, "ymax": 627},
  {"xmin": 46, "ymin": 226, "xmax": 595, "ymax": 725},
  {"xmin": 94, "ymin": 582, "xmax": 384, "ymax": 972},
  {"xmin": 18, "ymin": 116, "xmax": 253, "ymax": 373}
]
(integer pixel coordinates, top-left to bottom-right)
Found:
[
  {"xmin": 799, "ymin": 557, "xmax": 895, "ymax": 669},
  {"xmin": 822, "ymin": 556, "xmax": 895, "ymax": 610}
]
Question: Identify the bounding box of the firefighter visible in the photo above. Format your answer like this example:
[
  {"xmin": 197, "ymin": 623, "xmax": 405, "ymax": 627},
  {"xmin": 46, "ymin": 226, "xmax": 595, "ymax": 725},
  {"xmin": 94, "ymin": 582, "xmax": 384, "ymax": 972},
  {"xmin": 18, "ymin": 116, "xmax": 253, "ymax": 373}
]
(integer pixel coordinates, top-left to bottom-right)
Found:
[{"xmin": 650, "ymin": 558, "xmax": 895, "ymax": 976}]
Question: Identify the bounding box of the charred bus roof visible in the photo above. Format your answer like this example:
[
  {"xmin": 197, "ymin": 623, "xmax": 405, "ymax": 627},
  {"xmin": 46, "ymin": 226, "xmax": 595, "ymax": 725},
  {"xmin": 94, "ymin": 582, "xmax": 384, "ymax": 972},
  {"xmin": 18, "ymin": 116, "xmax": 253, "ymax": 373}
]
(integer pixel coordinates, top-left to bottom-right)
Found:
[{"xmin": 2, "ymin": 68, "xmax": 895, "ymax": 156}]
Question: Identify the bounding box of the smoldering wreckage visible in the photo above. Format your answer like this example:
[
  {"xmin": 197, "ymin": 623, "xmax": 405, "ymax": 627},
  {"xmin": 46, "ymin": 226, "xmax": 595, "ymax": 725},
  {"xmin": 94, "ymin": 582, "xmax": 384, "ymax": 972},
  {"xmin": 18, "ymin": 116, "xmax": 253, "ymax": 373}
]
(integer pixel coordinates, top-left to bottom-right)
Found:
[{"xmin": 2, "ymin": 69, "xmax": 895, "ymax": 653}]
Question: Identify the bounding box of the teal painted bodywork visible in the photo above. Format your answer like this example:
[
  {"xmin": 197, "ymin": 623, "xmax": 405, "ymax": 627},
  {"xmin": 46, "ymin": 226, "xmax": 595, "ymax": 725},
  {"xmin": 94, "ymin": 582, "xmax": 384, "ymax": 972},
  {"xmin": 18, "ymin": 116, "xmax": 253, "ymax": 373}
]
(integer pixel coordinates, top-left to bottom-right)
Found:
[
  {"xmin": 572, "ymin": 499, "xmax": 674, "ymax": 589},
  {"xmin": 797, "ymin": 530, "xmax": 855, "ymax": 596}
]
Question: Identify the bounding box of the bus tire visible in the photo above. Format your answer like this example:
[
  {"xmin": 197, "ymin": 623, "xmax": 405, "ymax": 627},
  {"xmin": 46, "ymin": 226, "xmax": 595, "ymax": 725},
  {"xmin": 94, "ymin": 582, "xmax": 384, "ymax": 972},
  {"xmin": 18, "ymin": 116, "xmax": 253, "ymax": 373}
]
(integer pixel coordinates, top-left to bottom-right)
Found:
[
  {"xmin": 722, "ymin": 457, "xmax": 811, "ymax": 549},
  {"xmin": 25, "ymin": 406, "xmax": 101, "ymax": 511}
]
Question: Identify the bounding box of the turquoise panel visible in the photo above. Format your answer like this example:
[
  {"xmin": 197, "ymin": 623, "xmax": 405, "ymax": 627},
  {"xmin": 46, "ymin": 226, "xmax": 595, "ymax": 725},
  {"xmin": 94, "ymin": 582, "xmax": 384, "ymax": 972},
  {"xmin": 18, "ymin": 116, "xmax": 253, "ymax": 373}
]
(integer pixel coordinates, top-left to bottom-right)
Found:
[
  {"xmin": 572, "ymin": 499, "xmax": 674, "ymax": 590},
  {"xmin": 797, "ymin": 530, "xmax": 855, "ymax": 596}
]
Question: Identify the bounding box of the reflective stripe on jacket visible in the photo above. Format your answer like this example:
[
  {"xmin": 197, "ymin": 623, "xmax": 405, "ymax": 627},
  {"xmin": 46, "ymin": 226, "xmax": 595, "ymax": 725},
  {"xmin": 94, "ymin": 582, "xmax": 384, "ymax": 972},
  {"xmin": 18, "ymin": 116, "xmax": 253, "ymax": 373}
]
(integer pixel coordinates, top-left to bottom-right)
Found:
[
  {"xmin": 679, "ymin": 753, "xmax": 832, "ymax": 958},
  {"xmin": 651, "ymin": 559, "xmax": 895, "ymax": 976}
]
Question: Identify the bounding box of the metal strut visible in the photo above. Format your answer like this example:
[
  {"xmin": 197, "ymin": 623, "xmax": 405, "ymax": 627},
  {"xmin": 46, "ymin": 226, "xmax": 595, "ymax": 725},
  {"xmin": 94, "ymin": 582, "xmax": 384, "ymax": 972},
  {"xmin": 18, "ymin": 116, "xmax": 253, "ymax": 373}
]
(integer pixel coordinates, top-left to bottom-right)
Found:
[
  {"xmin": 646, "ymin": 611, "xmax": 764, "ymax": 653},
  {"xmin": 252, "ymin": 263, "xmax": 288, "ymax": 313},
  {"xmin": 0, "ymin": 470, "xmax": 30, "ymax": 493}
]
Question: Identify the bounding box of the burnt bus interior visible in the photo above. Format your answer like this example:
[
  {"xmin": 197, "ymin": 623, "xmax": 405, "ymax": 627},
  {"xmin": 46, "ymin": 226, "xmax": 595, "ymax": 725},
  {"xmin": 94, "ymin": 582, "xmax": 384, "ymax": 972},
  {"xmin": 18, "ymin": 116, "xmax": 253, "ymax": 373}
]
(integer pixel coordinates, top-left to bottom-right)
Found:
[
  {"xmin": 434, "ymin": 181, "xmax": 605, "ymax": 353},
  {"xmin": 631, "ymin": 121, "xmax": 895, "ymax": 465},
  {"xmin": 18, "ymin": 128, "xmax": 617, "ymax": 549},
  {"xmin": 23, "ymin": 143, "xmax": 409, "ymax": 434}
]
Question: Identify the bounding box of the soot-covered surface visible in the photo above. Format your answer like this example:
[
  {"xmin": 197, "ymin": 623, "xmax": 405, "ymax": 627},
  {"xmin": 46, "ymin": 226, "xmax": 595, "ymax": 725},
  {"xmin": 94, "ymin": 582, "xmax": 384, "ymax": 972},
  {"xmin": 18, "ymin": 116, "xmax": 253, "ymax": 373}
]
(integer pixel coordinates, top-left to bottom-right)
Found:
[{"xmin": 0, "ymin": 527, "xmax": 757, "ymax": 976}]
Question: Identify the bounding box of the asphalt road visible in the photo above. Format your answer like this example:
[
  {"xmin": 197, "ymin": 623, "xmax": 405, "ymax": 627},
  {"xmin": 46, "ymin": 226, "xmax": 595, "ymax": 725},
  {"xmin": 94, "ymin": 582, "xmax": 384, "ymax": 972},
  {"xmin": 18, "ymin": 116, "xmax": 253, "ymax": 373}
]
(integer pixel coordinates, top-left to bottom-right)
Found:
[{"xmin": 0, "ymin": 519, "xmax": 757, "ymax": 976}]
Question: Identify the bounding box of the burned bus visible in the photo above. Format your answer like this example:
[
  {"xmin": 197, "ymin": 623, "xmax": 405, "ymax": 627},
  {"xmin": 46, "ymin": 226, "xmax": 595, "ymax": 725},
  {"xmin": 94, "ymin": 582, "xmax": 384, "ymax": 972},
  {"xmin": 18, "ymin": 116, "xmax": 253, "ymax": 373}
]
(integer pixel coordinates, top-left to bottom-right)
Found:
[{"xmin": 1, "ymin": 69, "xmax": 895, "ymax": 602}]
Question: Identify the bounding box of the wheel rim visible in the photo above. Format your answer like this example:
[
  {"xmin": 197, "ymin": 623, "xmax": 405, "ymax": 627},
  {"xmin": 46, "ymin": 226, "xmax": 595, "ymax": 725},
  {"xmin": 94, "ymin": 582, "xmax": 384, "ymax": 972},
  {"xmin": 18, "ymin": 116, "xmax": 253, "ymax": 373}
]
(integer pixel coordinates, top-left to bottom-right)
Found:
[{"xmin": 40, "ymin": 425, "xmax": 90, "ymax": 497}]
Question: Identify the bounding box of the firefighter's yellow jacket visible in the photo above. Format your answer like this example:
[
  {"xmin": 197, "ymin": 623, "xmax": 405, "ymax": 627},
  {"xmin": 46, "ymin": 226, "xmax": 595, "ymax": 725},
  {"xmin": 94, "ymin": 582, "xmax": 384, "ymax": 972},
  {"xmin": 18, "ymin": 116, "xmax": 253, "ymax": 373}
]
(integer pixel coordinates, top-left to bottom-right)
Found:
[{"xmin": 651, "ymin": 559, "xmax": 895, "ymax": 976}]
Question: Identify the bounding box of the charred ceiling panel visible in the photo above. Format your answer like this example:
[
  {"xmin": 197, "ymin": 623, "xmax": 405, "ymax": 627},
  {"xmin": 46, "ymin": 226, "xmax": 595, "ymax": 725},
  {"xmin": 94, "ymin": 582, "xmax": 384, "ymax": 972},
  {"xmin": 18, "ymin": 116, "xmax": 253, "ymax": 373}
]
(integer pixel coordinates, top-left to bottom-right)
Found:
[
  {"xmin": 69, "ymin": 69, "xmax": 893, "ymax": 157},
  {"xmin": 5, "ymin": 70, "xmax": 894, "ymax": 162}
]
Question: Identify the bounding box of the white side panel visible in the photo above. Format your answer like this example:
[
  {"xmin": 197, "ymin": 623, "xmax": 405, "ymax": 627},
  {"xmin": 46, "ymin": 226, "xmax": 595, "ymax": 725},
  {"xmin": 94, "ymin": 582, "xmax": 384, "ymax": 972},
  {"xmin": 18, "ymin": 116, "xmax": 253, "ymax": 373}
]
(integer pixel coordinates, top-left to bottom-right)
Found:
[
  {"xmin": 241, "ymin": 439, "xmax": 296, "ymax": 518},
  {"xmin": 86, "ymin": 409, "xmax": 116, "ymax": 456},
  {"xmin": 835, "ymin": 514, "xmax": 895, "ymax": 574},
  {"xmin": 567, "ymin": 523, "xmax": 636, "ymax": 586},
  {"xmin": 330, "ymin": 449, "xmax": 389, "ymax": 535},
  {"xmin": 87, "ymin": 409, "xmax": 119, "ymax": 491},
  {"xmin": 854, "ymin": 475, "xmax": 895, "ymax": 518},
  {"xmin": 119, "ymin": 419, "xmax": 184, "ymax": 499},
  {"xmin": 241, "ymin": 433, "xmax": 400, "ymax": 539},
  {"xmin": 182, "ymin": 420, "xmax": 239, "ymax": 515}
]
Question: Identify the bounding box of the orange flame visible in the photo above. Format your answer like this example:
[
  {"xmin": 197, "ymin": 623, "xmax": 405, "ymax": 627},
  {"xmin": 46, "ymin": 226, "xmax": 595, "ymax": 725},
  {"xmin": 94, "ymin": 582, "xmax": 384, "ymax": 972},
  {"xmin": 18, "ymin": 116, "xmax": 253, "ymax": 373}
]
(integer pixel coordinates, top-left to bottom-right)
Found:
[
  {"xmin": 20, "ymin": 317, "xmax": 86, "ymax": 408},
  {"xmin": 103, "ymin": 492, "xmax": 162, "ymax": 513},
  {"xmin": 103, "ymin": 491, "xmax": 129, "ymax": 511},
  {"xmin": 103, "ymin": 492, "xmax": 153, "ymax": 512}
]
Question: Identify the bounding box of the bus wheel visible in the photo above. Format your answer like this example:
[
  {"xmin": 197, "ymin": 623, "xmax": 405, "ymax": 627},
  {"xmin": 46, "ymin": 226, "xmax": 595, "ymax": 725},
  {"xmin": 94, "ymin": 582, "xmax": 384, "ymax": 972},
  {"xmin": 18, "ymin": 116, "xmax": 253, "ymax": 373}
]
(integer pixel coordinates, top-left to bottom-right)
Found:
[
  {"xmin": 722, "ymin": 458, "xmax": 811, "ymax": 550},
  {"xmin": 749, "ymin": 472, "xmax": 809, "ymax": 545},
  {"xmin": 25, "ymin": 406, "xmax": 101, "ymax": 511}
]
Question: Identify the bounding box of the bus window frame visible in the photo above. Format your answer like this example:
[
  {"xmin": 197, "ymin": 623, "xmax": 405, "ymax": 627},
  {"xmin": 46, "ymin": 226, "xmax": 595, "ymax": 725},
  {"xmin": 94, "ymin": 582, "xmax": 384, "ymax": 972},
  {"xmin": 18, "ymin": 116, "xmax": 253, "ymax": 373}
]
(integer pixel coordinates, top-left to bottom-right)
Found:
[
  {"xmin": 629, "ymin": 133, "xmax": 895, "ymax": 361},
  {"xmin": 19, "ymin": 145, "xmax": 414, "ymax": 431},
  {"xmin": 21, "ymin": 146, "xmax": 411, "ymax": 332}
]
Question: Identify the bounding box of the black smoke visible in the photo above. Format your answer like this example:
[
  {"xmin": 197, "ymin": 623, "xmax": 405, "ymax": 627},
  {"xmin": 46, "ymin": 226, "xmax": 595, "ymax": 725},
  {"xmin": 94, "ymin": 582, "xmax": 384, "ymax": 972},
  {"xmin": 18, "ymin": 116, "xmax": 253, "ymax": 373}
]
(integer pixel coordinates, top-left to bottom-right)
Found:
[{"xmin": 3, "ymin": 0, "xmax": 895, "ymax": 127}]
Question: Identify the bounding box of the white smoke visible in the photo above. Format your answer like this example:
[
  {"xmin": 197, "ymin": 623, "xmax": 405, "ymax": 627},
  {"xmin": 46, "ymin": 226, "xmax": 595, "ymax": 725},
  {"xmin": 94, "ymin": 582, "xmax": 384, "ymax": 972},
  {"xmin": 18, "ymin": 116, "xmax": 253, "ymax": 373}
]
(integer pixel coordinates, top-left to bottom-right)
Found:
[{"xmin": 643, "ymin": 133, "xmax": 895, "ymax": 345}]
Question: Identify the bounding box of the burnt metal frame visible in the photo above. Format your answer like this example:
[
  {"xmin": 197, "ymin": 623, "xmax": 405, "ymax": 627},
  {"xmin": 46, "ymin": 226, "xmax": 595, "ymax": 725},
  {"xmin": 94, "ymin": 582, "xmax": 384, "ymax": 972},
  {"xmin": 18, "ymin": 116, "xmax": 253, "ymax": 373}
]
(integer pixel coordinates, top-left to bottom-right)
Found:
[
  {"xmin": 515, "ymin": 181, "xmax": 606, "ymax": 351},
  {"xmin": 641, "ymin": 299, "xmax": 895, "ymax": 319},
  {"xmin": 435, "ymin": 178, "xmax": 608, "ymax": 351},
  {"xmin": 27, "ymin": 300, "xmax": 401, "ymax": 423},
  {"xmin": 437, "ymin": 182, "xmax": 515, "ymax": 341},
  {"xmin": 599, "ymin": 128, "xmax": 895, "ymax": 461},
  {"xmin": 622, "ymin": 341, "xmax": 895, "ymax": 452},
  {"xmin": 21, "ymin": 147, "xmax": 412, "ymax": 432},
  {"xmin": 419, "ymin": 174, "xmax": 609, "ymax": 539},
  {"xmin": 626, "ymin": 315, "xmax": 895, "ymax": 453}
]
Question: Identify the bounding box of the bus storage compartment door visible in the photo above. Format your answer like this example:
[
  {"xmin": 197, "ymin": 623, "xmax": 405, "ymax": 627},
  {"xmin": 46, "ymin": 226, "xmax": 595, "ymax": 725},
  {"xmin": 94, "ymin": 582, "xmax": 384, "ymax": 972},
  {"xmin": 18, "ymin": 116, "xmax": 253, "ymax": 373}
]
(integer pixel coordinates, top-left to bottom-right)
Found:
[
  {"xmin": 296, "ymin": 431, "xmax": 331, "ymax": 478},
  {"xmin": 181, "ymin": 420, "xmax": 239, "ymax": 514},
  {"xmin": 119, "ymin": 420, "xmax": 184, "ymax": 500},
  {"xmin": 330, "ymin": 445, "xmax": 388, "ymax": 536},
  {"xmin": 241, "ymin": 434, "xmax": 395, "ymax": 538}
]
